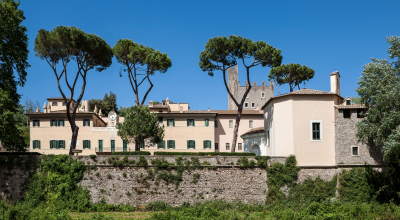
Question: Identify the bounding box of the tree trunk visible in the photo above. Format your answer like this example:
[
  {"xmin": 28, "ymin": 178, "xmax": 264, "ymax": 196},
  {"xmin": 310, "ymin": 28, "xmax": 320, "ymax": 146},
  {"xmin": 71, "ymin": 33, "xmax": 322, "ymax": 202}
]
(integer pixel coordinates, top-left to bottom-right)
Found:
[
  {"xmin": 69, "ymin": 125, "xmax": 79, "ymax": 155},
  {"xmin": 135, "ymin": 139, "xmax": 140, "ymax": 151},
  {"xmin": 231, "ymin": 107, "xmax": 243, "ymax": 152}
]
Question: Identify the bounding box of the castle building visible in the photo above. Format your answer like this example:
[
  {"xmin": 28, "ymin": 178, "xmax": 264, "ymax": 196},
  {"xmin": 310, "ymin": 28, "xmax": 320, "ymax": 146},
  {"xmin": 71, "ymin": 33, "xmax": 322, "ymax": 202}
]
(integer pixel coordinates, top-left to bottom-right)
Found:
[{"xmin": 227, "ymin": 65, "xmax": 274, "ymax": 110}]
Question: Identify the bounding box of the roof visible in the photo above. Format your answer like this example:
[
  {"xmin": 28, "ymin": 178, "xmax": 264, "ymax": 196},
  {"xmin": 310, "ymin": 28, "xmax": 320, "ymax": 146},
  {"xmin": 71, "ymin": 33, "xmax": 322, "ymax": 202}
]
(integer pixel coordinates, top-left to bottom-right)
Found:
[
  {"xmin": 26, "ymin": 112, "xmax": 107, "ymax": 124},
  {"xmin": 213, "ymin": 110, "xmax": 263, "ymax": 115},
  {"xmin": 330, "ymin": 71, "xmax": 340, "ymax": 77},
  {"xmin": 158, "ymin": 110, "xmax": 217, "ymax": 114},
  {"xmin": 261, "ymin": 88, "xmax": 343, "ymax": 109},
  {"xmin": 241, "ymin": 127, "xmax": 264, "ymax": 137},
  {"xmin": 335, "ymin": 104, "xmax": 366, "ymax": 109},
  {"xmin": 47, "ymin": 97, "xmax": 76, "ymax": 101}
]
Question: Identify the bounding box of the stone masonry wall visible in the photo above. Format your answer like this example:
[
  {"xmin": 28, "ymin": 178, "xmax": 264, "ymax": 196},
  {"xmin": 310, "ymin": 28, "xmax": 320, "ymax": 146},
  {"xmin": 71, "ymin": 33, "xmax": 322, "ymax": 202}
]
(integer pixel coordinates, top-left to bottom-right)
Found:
[{"xmin": 335, "ymin": 108, "xmax": 384, "ymax": 165}]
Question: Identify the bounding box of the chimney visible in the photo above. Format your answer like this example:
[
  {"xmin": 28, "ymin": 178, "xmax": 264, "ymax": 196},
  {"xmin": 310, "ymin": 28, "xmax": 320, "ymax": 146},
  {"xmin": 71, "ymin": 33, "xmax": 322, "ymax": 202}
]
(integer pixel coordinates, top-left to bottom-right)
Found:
[
  {"xmin": 253, "ymin": 81, "xmax": 257, "ymax": 86},
  {"xmin": 43, "ymin": 102, "xmax": 47, "ymax": 113},
  {"xmin": 36, "ymin": 107, "xmax": 39, "ymax": 113},
  {"xmin": 207, "ymin": 107, "xmax": 210, "ymax": 111},
  {"xmin": 262, "ymin": 81, "xmax": 265, "ymax": 86},
  {"xmin": 94, "ymin": 105, "xmax": 98, "ymax": 114},
  {"xmin": 148, "ymin": 100, "xmax": 154, "ymax": 107},
  {"xmin": 166, "ymin": 97, "xmax": 170, "ymax": 105},
  {"xmin": 99, "ymin": 109, "xmax": 102, "ymax": 118},
  {"xmin": 85, "ymin": 100, "xmax": 89, "ymax": 112},
  {"xmin": 47, "ymin": 103, "xmax": 51, "ymax": 113},
  {"xmin": 330, "ymin": 71, "xmax": 340, "ymax": 95}
]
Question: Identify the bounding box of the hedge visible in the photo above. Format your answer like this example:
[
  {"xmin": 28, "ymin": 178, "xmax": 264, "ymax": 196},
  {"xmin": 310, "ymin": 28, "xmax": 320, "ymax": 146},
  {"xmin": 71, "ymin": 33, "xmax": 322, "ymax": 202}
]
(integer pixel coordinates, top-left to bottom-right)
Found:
[
  {"xmin": 111, "ymin": 151, "xmax": 151, "ymax": 155},
  {"xmin": 0, "ymin": 152, "xmax": 42, "ymax": 155},
  {"xmin": 153, "ymin": 152, "xmax": 256, "ymax": 156}
]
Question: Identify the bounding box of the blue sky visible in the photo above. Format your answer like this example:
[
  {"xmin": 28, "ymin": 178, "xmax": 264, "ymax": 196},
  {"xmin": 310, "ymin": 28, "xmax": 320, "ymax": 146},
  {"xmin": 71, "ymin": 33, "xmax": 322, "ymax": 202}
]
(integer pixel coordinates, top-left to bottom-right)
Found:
[{"xmin": 17, "ymin": 0, "xmax": 400, "ymax": 110}]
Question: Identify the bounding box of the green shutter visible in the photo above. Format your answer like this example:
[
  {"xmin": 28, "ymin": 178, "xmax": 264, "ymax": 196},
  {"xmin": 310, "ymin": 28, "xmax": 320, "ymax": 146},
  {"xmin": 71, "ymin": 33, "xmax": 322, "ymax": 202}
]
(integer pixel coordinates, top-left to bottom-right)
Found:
[
  {"xmin": 62, "ymin": 140, "xmax": 65, "ymax": 149},
  {"xmin": 38, "ymin": 120, "xmax": 40, "ymax": 127},
  {"xmin": 167, "ymin": 120, "xmax": 169, "ymax": 126},
  {"xmin": 88, "ymin": 120, "xmax": 90, "ymax": 127},
  {"xmin": 187, "ymin": 119, "xmax": 189, "ymax": 126},
  {"xmin": 57, "ymin": 120, "xmax": 60, "ymax": 127},
  {"xmin": 203, "ymin": 140, "xmax": 206, "ymax": 149},
  {"xmin": 50, "ymin": 140, "xmax": 53, "ymax": 149},
  {"xmin": 38, "ymin": 140, "xmax": 41, "ymax": 149},
  {"xmin": 33, "ymin": 141, "xmax": 36, "ymax": 149},
  {"xmin": 62, "ymin": 120, "xmax": 65, "ymax": 127},
  {"xmin": 50, "ymin": 120, "xmax": 53, "ymax": 127},
  {"xmin": 193, "ymin": 120, "xmax": 195, "ymax": 127},
  {"xmin": 209, "ymin": 141, "xmax": 211, "ymax": 149},
  {"xmin": 99, "ymin": 140, "xmax": 103, "ymax": 152},
  {"xmin": 187, "ymin": 140, "xmax": 189, "ymax": 149},
  {"xmin": 172, "ymin": 140, "xmax": 175, "ymax": 149},
  {"xmin": 162, "ymin": 140, "xmax": 165, "ymax": 149},
  {"xmin": 193, "ymin": 140, "xmax": 195, "ymax": 149},
  {"xmin": 173, "ymin": 120, "xmax": 175, "ymax": 127},
  {"xmin": 88, "ymin": 140, "xmax": 91, "ymax": 149},
  {"xmin": 205, "ymin": 119, "xmax": 209, "ymax": 126}
]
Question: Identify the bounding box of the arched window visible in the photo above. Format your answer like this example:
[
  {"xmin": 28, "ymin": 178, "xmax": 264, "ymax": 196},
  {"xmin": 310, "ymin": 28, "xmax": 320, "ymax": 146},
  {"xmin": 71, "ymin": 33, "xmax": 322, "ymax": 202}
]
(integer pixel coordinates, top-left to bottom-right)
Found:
[{"xmin": 52, "ymin": 102, "xmax": 58, "ymax": 106}]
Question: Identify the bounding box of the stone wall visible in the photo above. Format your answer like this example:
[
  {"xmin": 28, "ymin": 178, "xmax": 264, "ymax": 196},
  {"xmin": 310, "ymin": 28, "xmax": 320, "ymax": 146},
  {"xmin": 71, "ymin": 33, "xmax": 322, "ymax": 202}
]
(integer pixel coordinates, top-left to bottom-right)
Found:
[{"xmin": 335, "ymin": 108, "xmax": 384, "ymax": 165}]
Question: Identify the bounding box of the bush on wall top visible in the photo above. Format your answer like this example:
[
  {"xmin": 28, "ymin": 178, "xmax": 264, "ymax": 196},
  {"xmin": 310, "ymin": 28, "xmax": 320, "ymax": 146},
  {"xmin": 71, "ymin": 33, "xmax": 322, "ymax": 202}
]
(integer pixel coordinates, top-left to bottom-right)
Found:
[
  {"xmin": 153, "ymin": 152, "xmax": 256, "ymax": 156},
  {"xmin": 111, "ymin": 151, "xmax": 151, "ymax": 155},
  {"xmin": 0, "ymin": 152, "xmax": 41, "ymax": 155}
]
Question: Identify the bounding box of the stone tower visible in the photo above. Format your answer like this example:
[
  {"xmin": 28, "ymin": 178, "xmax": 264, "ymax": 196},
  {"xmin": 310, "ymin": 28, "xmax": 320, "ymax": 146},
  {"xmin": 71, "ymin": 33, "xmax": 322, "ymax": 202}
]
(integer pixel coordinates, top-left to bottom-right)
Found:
[{"xmin": 227, "ymin": 65, "xmax": 274, "ymax": 110}]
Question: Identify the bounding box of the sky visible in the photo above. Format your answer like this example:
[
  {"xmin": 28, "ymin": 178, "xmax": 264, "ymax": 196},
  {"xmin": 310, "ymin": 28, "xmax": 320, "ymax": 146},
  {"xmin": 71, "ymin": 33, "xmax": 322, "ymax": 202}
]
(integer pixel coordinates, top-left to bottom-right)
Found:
[{"xmin": 16, "ymin": 0, "xmax": 400, "ymax": 110}]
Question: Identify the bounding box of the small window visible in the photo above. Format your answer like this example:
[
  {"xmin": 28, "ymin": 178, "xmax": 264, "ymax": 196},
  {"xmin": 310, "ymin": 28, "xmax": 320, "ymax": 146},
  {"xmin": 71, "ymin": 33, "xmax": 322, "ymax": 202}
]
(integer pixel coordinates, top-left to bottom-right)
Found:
[
  {"xmin": 83, "ymin": 119, "xmax": 90, "ymax": 126},
  {"xmin": 83, "ymin": 140, "xmax": 91, "ymax": 149},
  {"xmin": 205, "ymin": 119, "xmax": 209, "ymax": 126},
  {"xmin": 352, "ymin": 146, "xmax": 359, "ymax": 156},
  {"xmin": 140, "ymin": 141, "xmax": 145, "ymax": 149},
  {"xmin": 187, "ymin": 140, "xmax": 195, "ymax": 149},
  {"xmin": 244, "ymin": 103, "xmax": 248, "ymax": 108},
  {"xmin": 261, "ymin": 92, "xmax": 265, "ymax": 98},
  {"xmin": 33, "ymin": 140, "xmax": 41, "ymax": 149},
  {"xmin": 238, "ymin": 143, "xmax": 242, "ymax": 151},
  {"xmin": 229, "ymin": 120, "xmax": 233, "ymax": 128},
  {"xmin": 123, "ymin": 141, "xmax": 128, "ymax": 152},
  {"xmin": 62, "ymin": 102, "xmax": 66, "ymax": 106},
  {"xmin": 162, "ymin": 102, "xmax": 166, "ymax": 106},
  {"xmin": 215, "ymin": 120, "xmax": 218, "ymax": 128},
  {"xmin": 346, "ymin": 100, "xmax": 351, "ymax": 105},
  {"xmin": 157, "ymin": 140, "xmax": 165, "ymax": 149},
  {"xmin": 52, "ymin": 102, "xmax": 58, "ymax": 106},
  {"xmin": 343, "ymin": 109, "xmax": 351, "ymax": 118},
  {"xmin": 98, "ymin": 140, "xmax": 103, "ymax": 152},
  {"xmin": 215, "ymin": 143, "xmax": 219, "ymax": 150},
  {"xmin": 267, "ymin": 130, "xmax": 270, "ymax": 147},
  {"xmin": 167, "ymin": 119, "xmax": 175, "ymax": 127},
  {"xmin": 249, "ymin": 120, "xmax": 253, "ymax": 128},
  {"xmin": 33, "ymin": 120, "xmax": 40, "ymax": 127},
  {"xmin": 158, "ymin": 117, "xmax": 163, "ymax": 123},
  {"xmin": 187, "ymin": 119, "xmax": 195, "ymax": 126},
  {"xmin": 168, "ymin": 140, "xmax": 175, "ymax": 149},
  {"xmin": 357, "ymin": 109, "xmax": 364, "ymax": 118},
  {"xmin": 111, "ymin": 140, "xmax": 115, "ymax": 152},
  {"xmin": 226, "ymin": 143, "xmax": 230, "ymax": 150},
  {"xmin": 251, "ymin": 103, "xmax": 255, "ymax": 108},
  {"xmin": 159, "ymin": 110, "xmax": 162, "ymax": 113},
  {"xmin": 203, "ymin": 140, "xmax": 211, "ymax": 149},
  {"xmin": 312, "ymin": 122, "xmax": 321, "ymax": 140}
]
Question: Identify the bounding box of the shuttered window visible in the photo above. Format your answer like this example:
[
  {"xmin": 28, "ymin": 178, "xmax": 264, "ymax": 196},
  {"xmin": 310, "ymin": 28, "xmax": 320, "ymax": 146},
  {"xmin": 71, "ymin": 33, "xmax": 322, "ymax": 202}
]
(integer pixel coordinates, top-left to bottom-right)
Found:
[
  {"xmin": 205, "ymin": 119, "xmax": 209, "ymax": 127},
  {"xmin": 83, "ymin": 140, "xmax": 91, "ymax": 149},
  {"xmin": 83, "ymin": 119, "xmax": 90, "ymax": 126},
  {"xmin": 111, "ymin": 140, "xmax": 115, "ymax": 152},
  {"xmin": 59, "ymin": 119, "xmax": 64, "ymax": 127},
  {"xmin": 33, "ymin": 120, "xmax": 40, "ymax": 127},
  {"xmin": 140, "ymin": 141, "xmax": 145, "ymax": 149},
  {"xmin": 168, "ymin": 140, "xmax": 175, "ymax": 149},
  {"xmin": 203, "ymin": 140, "xmax": 211, "ymax": 149},
  {"xmin": 187, "ymin": 140, "xmax": 195, "ymax": 149},
  {"xmin": 167, "ymin": 119, "xmax": 175, "ymax": 127},
  {"xmin": 33, "ymin": 140, "xmax": 41, "ymax": 149},
  {"xmin": 157, "ymin": 140, "xmax": 165, "ymax": 149},
  {"xmin": 123, "ymin": 141, "xmax": 128, "ymax": 152},
  {"xmin": 99, "ymin": 140, "xmax": 103, "ymax": 152},
  {"xmin": 50, "ymin": 140, "xmax": 65, "ymax": 149},
  {"xmin": 187, "ymin": 119, "xmax": 195, "ymax": 127}
]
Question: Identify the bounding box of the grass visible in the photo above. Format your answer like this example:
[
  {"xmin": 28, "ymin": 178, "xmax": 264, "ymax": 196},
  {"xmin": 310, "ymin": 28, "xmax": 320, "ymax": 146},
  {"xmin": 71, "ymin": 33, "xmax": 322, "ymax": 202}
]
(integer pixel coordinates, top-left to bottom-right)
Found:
[{"xmin": 69, "ymin": 212, "xmax": 153, "ymax": 219}]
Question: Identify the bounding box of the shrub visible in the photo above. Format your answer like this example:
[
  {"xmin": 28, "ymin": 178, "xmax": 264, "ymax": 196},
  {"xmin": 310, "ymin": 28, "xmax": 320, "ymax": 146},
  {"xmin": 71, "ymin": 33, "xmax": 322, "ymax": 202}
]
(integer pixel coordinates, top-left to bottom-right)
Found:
[
  {"xmin": 111, "ymin": 151, "xmax": 151, "ymax": 155},
  {"xmin": 153, "ymin": 152, "xmax": 256, "ymax": 156},
  {"xmin": 107, "ymin": 174, "xmax": 112, "ymax": 179},
  {"xmin": 89, "ymin": 154, "xmax": 97, "ymax": 159},
  {"xmin": 0, "ymin": 152, "xmax": 41, "ymax": 155}
]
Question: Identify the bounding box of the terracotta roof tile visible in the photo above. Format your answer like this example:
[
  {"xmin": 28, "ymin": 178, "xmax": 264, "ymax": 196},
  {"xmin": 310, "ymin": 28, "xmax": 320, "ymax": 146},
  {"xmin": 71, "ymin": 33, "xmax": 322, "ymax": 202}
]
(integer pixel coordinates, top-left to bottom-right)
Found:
[{"xmin": 241, "ymin": 127, "xmax": 264, "ymax": 137}]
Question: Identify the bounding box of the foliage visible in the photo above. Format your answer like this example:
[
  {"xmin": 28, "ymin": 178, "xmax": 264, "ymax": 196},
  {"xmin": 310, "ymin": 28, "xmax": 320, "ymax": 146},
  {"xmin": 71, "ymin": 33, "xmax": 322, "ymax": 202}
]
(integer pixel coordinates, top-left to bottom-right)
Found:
[
  {"xmin": 351, "ymin": 96, "xmax": 362, "ymax": 104},
  {"xmin": 89, "ymin": 91, "xmax": 119, "ymax": 116},
  {"xmin": 0, "ymin": 0, "xmax": 29, "ymax": 150},
  {"xmin": 0, "ymin": 152, "xmax": 41, "ymax": 155},
  {"xmin": 118, "ymin": 106, "xmax": 133, "ymax": 117},
  {"xmin": 116, "ymin": 105, "xmax": 164, "ymax": 151},
  {"xmin": 34, "ymin": 26, "xmax": 113, "ymax": 154},
  {"xmin": 113, "ymin": 39, "xmax": 172, "ymax": 106},
  {"xmin": 199, "ymin": 35, "xmax": 282, "ymax": 152},
  {"xmin": 111, "ymin": 151, "xmax": 151, "ymax": 155},
  {"xmin": 355, "ymin": 37, "xmax": 400, "ymax": 162},
  {"xmin": 236, "ymin": 156, "xmax": 256, "ymax": 168},
  {"xmin": 269, "ymin": 63, "xmax": 315, "ymax": 92},
  {"xmin": 153, "ymin": 152, "xmax": 256, "ymax": 156}
]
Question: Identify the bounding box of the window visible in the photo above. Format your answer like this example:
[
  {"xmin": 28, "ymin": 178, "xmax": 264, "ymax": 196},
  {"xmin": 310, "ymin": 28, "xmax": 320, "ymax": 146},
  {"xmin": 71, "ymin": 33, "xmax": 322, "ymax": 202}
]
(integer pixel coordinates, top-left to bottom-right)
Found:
[
  {"xmin": 159, "ymin": 110, "xmax": 162, "ymax": 113},
  {"xmin": 343, "ymin": 109, "xmax": 351, "ymax": 118},
  {"xmin": 167, "ymin": 119, "xmax": 175, "ymax": 127},
  {"xmin": 98, "ymin": 140, "xmax": 103, "ymax": 152},
  {"xmin": 50, "ymin": 140, "xmax": 65, "ymax": 149},
  {"xmin": 187, "ymin": 119, "xmax": 195, "ymax": 126},
  {"xmin": 123, "ymin": 141, "xmax": 127, "ymax": 151},
  {"xmin": 83, "ymin": 140, "xmax": 91, "ymax": 149},
  {"xmin": 33, "ymin": 120, "xmax": 40, "ymax": 127},
  {"xmin": 244, "ymin": 103, "xmax": 248, "ymax": 108},
  {"xmin": 311, "ymin": 122, "xmax": 321, "ymax": 141},
  {"xmin": 352, "ymin": 146, "xmax": 359, "ymax": 156},
  {"xmin": 346, "ymin": 100, "xmax": 351, "ymax": 105},
  {"xmin": 33, "ymin": 140, "xmax": 41, "ymax": 149},
  {"xmin": 226, "ymin": 143, "xmax": 230, "ymax": 150},
  {"xmin": 249, "ymin": 120, "xmax": 253, "ymax": 128},
  {"xmin": 251, "ymin": 103, "xmax": 255, "ymax": 108},
  {"xmin": 111, "ymin": 140, "xmax": 115, "ymax": 152},
  {"xmin": 162, "ymin": 102, "xmax": 166, "ymax": 106},
  {"xmin": 52, "ymin": 102, "xmax": 58, "ymax": 106},
  {"xmin": 59, "ymin": 119, "xmax": 64, "ymax": 127},
  {"xmin": 157, "ymin": 140, "xmax": 165, "ymax": 149},
  {"xmin": 205, "ymin": 119, "xmax": 209, "ymax": 126},
  {"xmin": 51, "ymin": 119, "xmax": 65, "ymax": 127},
  {"xmin": 168, "ymin": 140, "xmax": 175, "ymax": 149},
  {"xmin": 203, "ymin": 140, "xmax": 211, "ymax": 149},
  {"xmin": 215, "ymin": 120, "xmax": 218, "ymax": 127},
  {"xmin": 229, "ymin": 120, "xmax": 233, "ymax": 128},
  {"xmin": 261, "ymin": 92, "xmax": 265, "ymax": 98},
  {"xmin": 140, "ymin": 141, "xmax": 145, "ymax": 149},
  {"xmin": 62, "ymin": 102, "xmax": 66, "ymax": 106},
  {"xmin": 83, "ymin": 119, "xmax": 90, "ymax": 126},
  {"xmin": 267, "ymin": 130, "xmax": 270, "ymax": 147},
  {"xmin": 187, "ymin": 140, "xmax": 195, "ymax": 149},
  {"xmin": 215, "ymin": 143, "xmax": 219, "ymax": 150},
  {"xmin": 357, "ymin": 109, "xmax": 364, "ymax": 118},
  {"xmin": 238, "ymin": 143, "xmax": 242, "ymax": 150},
  {"xmin": 158, "ymin": 117, "xmax": 163, "ymax": 123}
]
